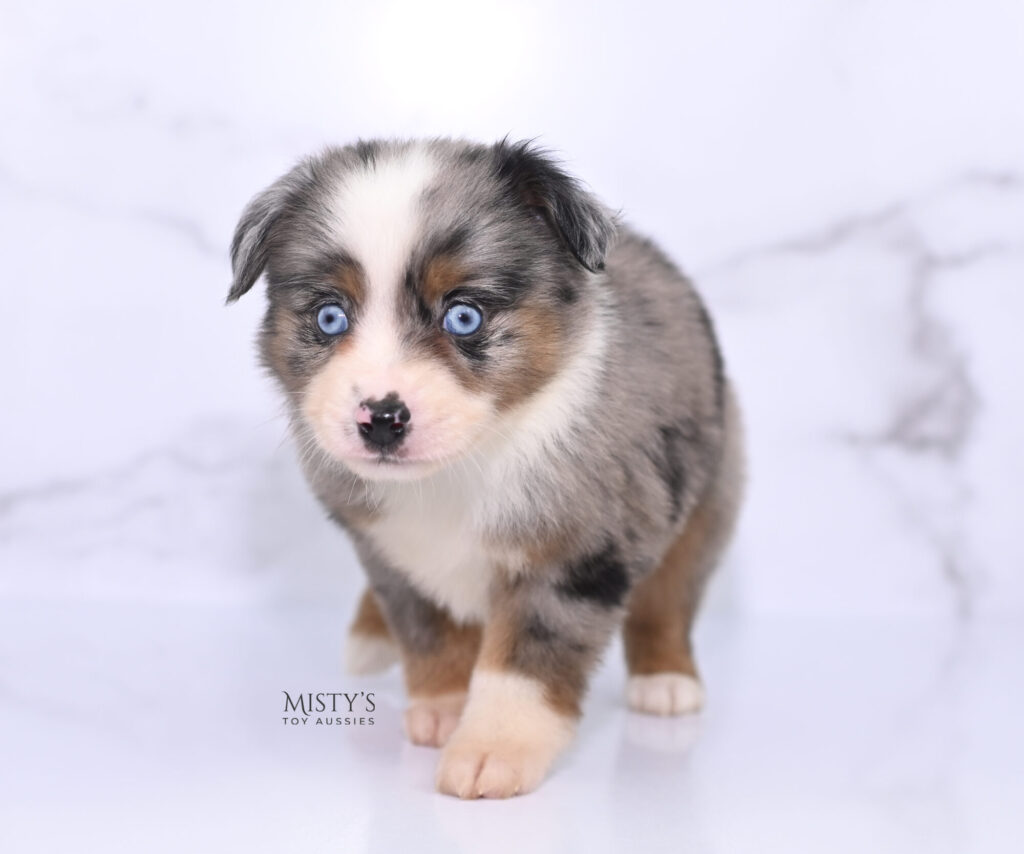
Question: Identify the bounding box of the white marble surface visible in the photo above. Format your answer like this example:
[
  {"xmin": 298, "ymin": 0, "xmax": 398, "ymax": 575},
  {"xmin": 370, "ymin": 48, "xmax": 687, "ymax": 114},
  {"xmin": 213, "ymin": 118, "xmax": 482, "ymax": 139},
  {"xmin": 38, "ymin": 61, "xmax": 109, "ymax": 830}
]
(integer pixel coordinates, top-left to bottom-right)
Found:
[
  {"xmin": 2, "ymin": 1, "xmax": 1023, "ymax": 851},
  {"xmin": 2, "ymin": 603, "xmax": 1022, "ymax": 854}
]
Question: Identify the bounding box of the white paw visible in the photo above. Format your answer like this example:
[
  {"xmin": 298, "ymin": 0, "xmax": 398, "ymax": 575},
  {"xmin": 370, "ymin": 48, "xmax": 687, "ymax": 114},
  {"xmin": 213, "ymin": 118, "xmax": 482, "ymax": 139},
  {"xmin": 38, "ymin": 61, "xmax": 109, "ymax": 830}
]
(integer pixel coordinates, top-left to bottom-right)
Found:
[
  {"xmin": 403, "ymin": 694, "xmax": 466, "ymax": 748},
  {"xmin": 344, "ymin": 632, "xmax": 399, "ymax": 675},
  {"xmin": 435, "ymin": 671, "xmax": 575, "ymax": 798},
  {"xmin": 627, "ymin": 673, "xmax": 705, "ymax": 716},
  {"xmin": 436, "ymin": 736, "xmax": 553, "ymax": 799}
]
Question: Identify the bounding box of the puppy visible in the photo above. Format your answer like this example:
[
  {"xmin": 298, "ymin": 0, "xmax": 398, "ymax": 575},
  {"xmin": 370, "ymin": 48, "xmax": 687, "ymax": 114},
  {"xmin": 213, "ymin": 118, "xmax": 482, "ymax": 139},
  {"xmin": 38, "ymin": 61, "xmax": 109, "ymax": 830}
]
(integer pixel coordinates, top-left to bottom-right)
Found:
[{"xmin": 228, "ymin": 138, "xmax": 744, "ymax": 798}]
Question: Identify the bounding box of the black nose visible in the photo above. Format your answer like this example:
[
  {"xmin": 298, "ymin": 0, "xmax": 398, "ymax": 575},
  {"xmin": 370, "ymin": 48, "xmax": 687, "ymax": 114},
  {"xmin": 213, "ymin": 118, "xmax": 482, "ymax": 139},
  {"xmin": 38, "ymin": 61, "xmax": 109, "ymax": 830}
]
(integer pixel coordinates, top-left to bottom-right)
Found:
[{"xmin": 358, "ymin": 393, "xmax": 411, "ymax": 449}]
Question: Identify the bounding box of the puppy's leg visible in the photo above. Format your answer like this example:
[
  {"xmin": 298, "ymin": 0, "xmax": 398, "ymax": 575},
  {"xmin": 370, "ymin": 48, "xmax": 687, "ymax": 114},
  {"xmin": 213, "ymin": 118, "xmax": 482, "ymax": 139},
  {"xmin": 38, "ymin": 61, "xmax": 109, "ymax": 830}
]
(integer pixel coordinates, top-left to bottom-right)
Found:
[
  {"xmin": 362, "ymin": 563, "xmax": 481, "ymax": 748},
  {"xmin": 624, "ymin": 388, "xmax": 744, "ymax": 715},
  {"xmin": 623, "ymin": 506, "xmax": 712, "ymax": 715},
  {"xmin": 344, "ymin": 588, "xmax": 399, "ymax": 675},
  {"xmin": 401, "ymin": 615, "xmax": 481, "ymax": 749},
  {"xmin": 436, "ymin": 564, "xmax": 625, "ymax": 799}
]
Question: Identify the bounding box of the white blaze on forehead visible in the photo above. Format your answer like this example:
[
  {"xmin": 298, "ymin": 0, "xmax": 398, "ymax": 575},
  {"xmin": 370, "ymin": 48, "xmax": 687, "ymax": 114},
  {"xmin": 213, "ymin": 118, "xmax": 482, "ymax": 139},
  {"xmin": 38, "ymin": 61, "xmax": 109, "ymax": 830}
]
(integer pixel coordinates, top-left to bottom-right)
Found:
[
  {"xmin": 329, "ymin": 146, "xmax": 437, "ymax": 365},
  {"xmin": 331, "ymin": 147, "xmax": 436, "ymax": 310}
]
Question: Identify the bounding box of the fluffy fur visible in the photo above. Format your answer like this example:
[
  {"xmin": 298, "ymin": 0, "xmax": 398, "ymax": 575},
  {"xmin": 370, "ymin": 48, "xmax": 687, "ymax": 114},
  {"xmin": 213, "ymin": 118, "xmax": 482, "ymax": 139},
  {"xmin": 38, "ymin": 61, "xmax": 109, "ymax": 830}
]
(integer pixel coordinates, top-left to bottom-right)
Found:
[{"xmin": 229, "ymin": 138, "xmax": 744, "ymax": 798}]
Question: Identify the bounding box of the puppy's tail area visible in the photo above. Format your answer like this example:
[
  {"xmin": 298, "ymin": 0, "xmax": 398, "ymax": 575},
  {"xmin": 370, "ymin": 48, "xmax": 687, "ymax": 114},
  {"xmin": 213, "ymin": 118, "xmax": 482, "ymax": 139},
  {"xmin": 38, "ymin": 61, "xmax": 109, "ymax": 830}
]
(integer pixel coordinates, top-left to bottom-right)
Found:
[{"xmin": 344, "ymin": 588, "xmax": 400, "ymax": 675}]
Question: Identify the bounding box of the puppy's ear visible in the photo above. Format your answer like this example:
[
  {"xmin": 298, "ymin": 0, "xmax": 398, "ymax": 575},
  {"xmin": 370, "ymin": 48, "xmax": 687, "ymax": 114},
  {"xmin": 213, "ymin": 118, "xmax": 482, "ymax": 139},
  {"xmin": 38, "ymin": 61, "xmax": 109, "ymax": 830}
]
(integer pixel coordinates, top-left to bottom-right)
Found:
[
  {"xmin": 227, "ymin": 162, "xmax": 311, "ymax": 303},
  {"xmin": 492, "ymin": 139, "xmax": 616, "ymax": 272}
]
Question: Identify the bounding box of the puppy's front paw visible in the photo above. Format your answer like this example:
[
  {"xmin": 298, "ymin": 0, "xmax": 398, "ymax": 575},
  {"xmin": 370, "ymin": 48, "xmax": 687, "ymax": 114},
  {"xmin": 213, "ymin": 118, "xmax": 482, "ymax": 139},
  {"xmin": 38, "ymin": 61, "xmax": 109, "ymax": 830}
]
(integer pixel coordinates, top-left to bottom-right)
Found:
[
  {"xmin": 436, "ymin": 736, "xmax": 554, "ymax": 799},
  {"xmin": 434, "ymin": 671, "xmax": 576, "ymax": 798},
  {"xmin": 404, "ymin": 693, "xmax": 466, "ymax": 747},
  {"xmin": 627, "ymin": 672, "xmax": 705, "ymax": 716}
]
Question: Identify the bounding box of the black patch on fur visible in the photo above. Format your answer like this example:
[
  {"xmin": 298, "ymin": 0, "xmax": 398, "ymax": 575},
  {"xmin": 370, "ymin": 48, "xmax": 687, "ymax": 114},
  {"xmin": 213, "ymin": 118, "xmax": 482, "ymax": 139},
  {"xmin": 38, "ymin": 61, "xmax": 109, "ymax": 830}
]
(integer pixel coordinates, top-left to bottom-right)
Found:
[
  {"xmin": 353, "ymin": 139, "xmax": 381, "ymax": 168},
  {"xmin": 694, "ymin": 299, "xmax": 725, "ymax": 414},
  {"xmin": 431, "ymin": 224, "xmax": 471, "ymax": 258},
  {"xmin": 456, "ymin": 145, "xmax": 488, "ymax": 166},
  {"xmin": 312, "ymin": 248, "xmax": 361, "ymax": 281},
  {"xmin": 491, "ymin": 269, "xmax": 533, "ymax": 307},
  {"xmin": 556, "ymin": 542, "xmax": 630, "ymax": 608},
  {"xmin": 452, "ymin": 334, "xmax": 490, "ymax": 364},
  {"xmin": 505, "ymin": 614, "xmax": 592, "ymax": 716},
  {"xmin": 442, "ymin": 270, "xmax": 532, "ymax": 312},
  {"xmin": 491, "ymin": 138, "xmax": 613, "ymax": 273},
  {"xmin": 403, "ymin": 265, "xmax": 434, "ymax": 325},
  {"xmin": 523, "ymin": 615, "xmax": 558, "ymax": 644},
  {"xmin": 513, "ymin": 616, "xmax": 588, "ymax": 664},
  {"xmin": 655, "ymin": 424, "xmax": 688, "ymax": 521}
]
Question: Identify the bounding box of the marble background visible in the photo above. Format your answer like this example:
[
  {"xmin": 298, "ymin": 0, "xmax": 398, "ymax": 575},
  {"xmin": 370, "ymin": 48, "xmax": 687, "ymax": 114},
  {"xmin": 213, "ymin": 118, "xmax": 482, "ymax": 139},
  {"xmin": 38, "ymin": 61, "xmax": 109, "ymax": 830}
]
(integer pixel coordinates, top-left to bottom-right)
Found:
[
  {"xmin": 2, "ymin": 0, "xmax": 1021, "ymax": 618},
  {"xmin": 1, "ymin": 2, "xmax": 1023, "ymax": 851}
]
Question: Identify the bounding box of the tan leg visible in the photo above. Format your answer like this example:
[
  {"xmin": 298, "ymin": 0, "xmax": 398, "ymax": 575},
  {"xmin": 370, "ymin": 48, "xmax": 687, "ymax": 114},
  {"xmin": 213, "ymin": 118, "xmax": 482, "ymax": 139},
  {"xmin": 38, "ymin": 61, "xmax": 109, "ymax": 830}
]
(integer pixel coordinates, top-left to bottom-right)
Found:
[
  {"xmin": 624, "ymin": 387, "xmax": 744, "ymax": 715},
  {"xmin": 344, "ymin": 588, "xmax": 400, "ymax": 675},
  {"xmin": 402, "ymin": 617, "xmax": 481, "ymax": 748},
  {"xmin": 350, "ymin": 566, "xmax": 483, "ymax": 749},
  {"xmin": 623, "ymin": 501, "xmax": 713, "ymax": 715},
  {"xmin": 436, "ymin": 567, "xmax": 617, "ymax": 799}
]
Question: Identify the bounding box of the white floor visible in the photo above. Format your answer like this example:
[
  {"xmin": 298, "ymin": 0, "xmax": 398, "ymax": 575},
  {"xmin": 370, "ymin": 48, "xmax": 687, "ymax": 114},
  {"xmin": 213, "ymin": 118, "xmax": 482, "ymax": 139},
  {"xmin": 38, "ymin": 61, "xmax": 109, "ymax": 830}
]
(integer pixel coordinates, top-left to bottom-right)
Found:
[{"xmin": 2, "ymin": 603, "xmax": 1021, "ymax": 854}]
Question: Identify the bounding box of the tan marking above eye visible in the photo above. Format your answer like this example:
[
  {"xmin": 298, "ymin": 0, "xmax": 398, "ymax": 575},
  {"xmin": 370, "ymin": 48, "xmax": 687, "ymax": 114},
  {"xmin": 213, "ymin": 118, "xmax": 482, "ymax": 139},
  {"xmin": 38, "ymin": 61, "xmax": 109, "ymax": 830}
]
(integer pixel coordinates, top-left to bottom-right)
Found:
[
  {"xmin": 423, "ymin": 254, "xmax": 467, "ymax": 306},
  {"xmin": 331, "ymin": 260, "xmax": 366, "ymax": 304}
]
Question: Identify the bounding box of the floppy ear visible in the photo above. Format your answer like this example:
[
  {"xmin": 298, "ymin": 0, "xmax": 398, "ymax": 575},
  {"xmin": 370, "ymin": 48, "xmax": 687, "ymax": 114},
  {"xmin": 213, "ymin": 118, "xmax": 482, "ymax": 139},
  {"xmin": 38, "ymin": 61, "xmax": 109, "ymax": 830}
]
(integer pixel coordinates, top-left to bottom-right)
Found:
[
  {"xmin": 492, "ymin": 139, "xmax": 616, "ymax": 272},
  {"xmin": 227, "ymin": 163, "xmax": 311, "ymax": 303}
]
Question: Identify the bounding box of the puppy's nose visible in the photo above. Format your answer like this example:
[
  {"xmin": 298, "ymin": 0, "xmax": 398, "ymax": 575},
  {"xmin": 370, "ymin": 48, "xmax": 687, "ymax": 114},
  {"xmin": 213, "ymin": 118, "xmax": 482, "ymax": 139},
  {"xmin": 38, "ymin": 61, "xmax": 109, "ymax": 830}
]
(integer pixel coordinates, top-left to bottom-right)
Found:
[{"xmin": 357, "ymin": 393, "xmax": 411, "ymax": 449}]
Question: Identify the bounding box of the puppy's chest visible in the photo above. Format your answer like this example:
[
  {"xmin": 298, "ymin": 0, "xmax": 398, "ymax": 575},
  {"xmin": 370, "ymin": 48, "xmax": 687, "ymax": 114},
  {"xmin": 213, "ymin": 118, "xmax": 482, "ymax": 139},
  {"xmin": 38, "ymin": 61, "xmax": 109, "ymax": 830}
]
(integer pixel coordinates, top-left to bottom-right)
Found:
[{"xmin": 364, "ymin": 489, "xmax": 503, "ymax": 623}]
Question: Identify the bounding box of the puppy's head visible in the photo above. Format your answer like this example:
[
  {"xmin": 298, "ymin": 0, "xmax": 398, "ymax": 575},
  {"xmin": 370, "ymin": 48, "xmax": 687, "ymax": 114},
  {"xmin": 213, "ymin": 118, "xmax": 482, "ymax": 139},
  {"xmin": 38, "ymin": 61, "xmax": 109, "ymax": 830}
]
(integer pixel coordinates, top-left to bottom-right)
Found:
[{"xmin": 229, "ymin": 139, "xmax": 615, "ymax": 482}]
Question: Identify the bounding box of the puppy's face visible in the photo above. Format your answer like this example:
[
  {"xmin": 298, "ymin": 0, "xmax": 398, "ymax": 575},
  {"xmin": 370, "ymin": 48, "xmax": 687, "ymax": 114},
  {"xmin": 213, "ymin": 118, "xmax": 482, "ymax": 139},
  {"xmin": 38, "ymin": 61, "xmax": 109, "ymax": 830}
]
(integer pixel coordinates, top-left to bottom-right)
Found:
[{"xmin": 229, "ymin": 140, "xmax": 614, "ymax": 482}]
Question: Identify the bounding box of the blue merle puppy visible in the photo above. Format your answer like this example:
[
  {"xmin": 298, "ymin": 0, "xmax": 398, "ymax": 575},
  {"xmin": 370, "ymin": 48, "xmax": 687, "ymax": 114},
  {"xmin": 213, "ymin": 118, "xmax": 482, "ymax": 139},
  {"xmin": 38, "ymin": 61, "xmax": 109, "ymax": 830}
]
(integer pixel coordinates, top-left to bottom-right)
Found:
[{"xmin": 228, "ymin": 138, "xmax": 744, "ymax": 798}]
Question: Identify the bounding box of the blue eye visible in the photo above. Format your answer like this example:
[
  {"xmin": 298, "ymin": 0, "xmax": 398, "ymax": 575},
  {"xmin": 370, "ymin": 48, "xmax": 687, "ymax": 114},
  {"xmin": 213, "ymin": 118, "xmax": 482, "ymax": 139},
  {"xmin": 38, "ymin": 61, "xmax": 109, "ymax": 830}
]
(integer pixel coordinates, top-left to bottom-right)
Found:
[
  {"xmin": 317, "ymin": 304, "xmax": 349, "ymax": 335},
  {"xmin": 443, "ymin": 303, "xmax": 483, "ymax": 336}
]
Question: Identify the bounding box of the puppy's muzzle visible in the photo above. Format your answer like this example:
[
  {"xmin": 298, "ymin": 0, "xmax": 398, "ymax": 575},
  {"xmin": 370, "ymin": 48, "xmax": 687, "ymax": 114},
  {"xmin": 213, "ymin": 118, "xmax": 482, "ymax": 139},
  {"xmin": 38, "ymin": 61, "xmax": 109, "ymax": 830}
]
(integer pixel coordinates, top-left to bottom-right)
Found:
[{"xmin": 358, "ymin": 393, "xmax": 411, "ymax": 450}]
